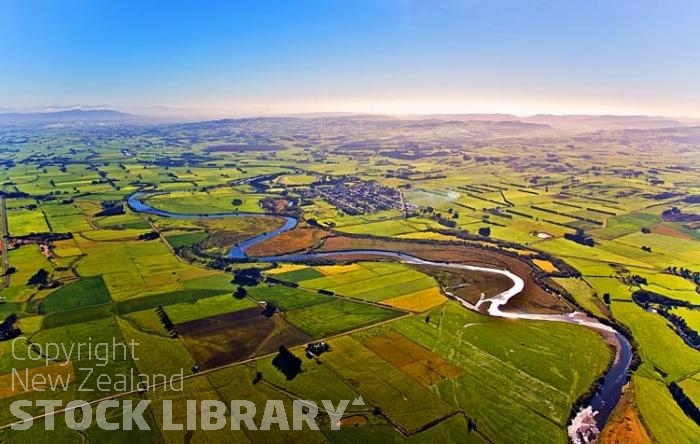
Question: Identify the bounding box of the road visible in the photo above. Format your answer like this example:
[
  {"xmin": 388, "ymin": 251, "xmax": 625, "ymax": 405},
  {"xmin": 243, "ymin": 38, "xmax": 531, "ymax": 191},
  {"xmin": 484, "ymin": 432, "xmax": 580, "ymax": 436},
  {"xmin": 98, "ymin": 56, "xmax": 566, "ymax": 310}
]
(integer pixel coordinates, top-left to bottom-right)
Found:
[
  {"xmin": 0, "ymin": 196, "xmax": 9, "ymax": 290},
  {"xmin": 399, "ymin": 189, "xmax": 407, "ymax": 218}
]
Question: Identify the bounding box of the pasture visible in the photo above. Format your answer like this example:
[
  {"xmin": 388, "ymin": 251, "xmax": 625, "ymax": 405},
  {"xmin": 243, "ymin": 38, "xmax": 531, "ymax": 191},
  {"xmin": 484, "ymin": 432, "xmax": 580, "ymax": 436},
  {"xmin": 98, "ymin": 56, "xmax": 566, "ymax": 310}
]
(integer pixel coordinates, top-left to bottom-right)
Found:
[
  {"xmin": 144, "ymin": 189, "xmax": 271, "ymax": 214},
  {"xmin": 389, "ymin": 301, "xmax": 612, "ymax": 443},
  {"xmin": 38, "ymin": 275, "xmax": 111, "ymax": 314},
  {"xmin": 283, "ymin": 298, "xmax": 404, "ymax": 338},
  {"xmin": 362, "ymin": 330, "xmax": 463, "ymax": 386},
  {"xmin": 247, "ymin": 284, "xmax": 330, "ymax": 310},
  {"xmin": 323, "ymin": 335, "xmax": 456, "ymax": 432}
]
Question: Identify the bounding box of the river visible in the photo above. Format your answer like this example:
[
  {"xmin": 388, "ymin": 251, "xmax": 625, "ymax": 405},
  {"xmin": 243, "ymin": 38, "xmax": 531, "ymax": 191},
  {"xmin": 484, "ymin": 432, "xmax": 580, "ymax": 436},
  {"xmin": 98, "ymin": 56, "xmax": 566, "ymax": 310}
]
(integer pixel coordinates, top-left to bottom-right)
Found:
[
  {"xmin": 127, "ymin": 193, "xmax": 297, "ymax": 259},
  {"xmin": 128, "ymin": 191, "xmax": 633, "ymax": 441}
]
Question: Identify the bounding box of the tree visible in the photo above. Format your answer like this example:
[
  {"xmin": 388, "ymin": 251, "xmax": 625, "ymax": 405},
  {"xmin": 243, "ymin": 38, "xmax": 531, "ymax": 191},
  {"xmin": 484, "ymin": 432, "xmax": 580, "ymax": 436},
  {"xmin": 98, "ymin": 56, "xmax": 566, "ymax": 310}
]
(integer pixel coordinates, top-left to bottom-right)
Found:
[
  {"xmin": 272, "ymin": 345, "xmax": 302, "ymax": 381},
  {"xmin": 232, "ymin": 198, "xmax": 243, "ymax": 206},
  {"xmin": 478, "ymin": 226, "xmax": 491, "ymax": 237},
  {"xmin": 232, "ymin": 268, "xmax": 263, "ymax": 286},
  {"xmin": 262, "ymin": 302, "xmax": 278, "ymax": 317},
  {"xmin": 234, "ymin": 286, "xmax": 247, "ymax": 299},
  {"xmin": 27, "ymin": 269, "xmax": 50, "ymax": 287},
  {"xmin": 0, "ymin": 314, "xmax": 21, "ymax": 341},
  {"xmin": 138, "ymin": 231, "xmax": 159, "ymax": 241},
  {"xmin": 603, "ymin": 293, "xmax": 611, "ymax": 305}
]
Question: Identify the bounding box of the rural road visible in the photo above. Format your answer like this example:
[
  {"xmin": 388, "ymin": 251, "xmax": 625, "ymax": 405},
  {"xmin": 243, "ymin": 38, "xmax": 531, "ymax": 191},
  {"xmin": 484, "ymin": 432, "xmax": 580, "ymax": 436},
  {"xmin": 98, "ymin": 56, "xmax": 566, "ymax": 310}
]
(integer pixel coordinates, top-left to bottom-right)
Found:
[{"xmin": 0, "ymin": 196, "xmax": 10, "ymax": 289}]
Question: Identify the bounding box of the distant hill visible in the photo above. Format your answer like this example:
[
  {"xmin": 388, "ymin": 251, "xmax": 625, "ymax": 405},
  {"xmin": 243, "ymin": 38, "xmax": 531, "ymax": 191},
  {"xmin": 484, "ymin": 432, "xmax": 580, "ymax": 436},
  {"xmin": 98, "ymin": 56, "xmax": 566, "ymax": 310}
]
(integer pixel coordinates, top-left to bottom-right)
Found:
[
  {"xmin": 521, "ymin": 114, "xmax": 685, "ymax": 130},
  {"xmin": 0, "ymin": 109, "xmax": 142, "ymax": 125},
  {"xmin": 285, "ymin": 112, "xmax": 686, "ymax": 131},
  {"xmin": 406, "ymin": 113, "xmax": 520, "ymax": 122}
]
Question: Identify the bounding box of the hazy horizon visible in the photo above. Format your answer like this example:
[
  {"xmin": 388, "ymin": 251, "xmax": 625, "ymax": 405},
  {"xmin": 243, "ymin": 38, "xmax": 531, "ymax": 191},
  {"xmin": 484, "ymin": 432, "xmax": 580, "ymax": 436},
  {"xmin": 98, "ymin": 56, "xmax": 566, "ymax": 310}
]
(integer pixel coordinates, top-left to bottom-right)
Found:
[{"xmin": 2, "ymin": 104, "xmax": 700, "ymax": 123}]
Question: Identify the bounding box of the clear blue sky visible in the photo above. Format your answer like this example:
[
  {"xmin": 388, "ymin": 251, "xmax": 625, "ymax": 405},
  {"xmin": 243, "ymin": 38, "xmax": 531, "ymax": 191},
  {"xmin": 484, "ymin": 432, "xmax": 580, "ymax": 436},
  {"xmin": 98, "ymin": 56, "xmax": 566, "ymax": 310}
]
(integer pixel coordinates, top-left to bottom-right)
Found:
[{"xmin": 1, "ymin": 0, "xmax": 699, "ymax": 117}]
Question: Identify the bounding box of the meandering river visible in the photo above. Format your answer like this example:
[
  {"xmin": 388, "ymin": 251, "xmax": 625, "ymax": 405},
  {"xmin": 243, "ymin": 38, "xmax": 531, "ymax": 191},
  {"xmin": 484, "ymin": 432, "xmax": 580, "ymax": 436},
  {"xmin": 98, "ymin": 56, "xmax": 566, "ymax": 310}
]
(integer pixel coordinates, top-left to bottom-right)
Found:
[
  {"xmin": 127, "ymin": 193, "xmax": 297, "ymax": 259},
  {"xmin": 128, "ymin": 192, "xmax": 633, "ymax": 440}
]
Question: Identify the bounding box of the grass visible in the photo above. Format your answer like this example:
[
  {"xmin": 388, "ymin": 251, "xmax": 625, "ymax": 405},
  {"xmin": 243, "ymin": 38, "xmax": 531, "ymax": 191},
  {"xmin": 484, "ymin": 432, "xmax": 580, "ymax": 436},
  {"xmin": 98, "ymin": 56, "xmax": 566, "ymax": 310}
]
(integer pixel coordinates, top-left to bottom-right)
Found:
[
  {"xmin": 274, "ymin": 267, "xmax": 325, "ymax": 282},
  {"xmin": 145, "ymin": 189, "xmax": 271, "ymax": 214},
  {"xmin": 323, "ymin": 335, "xmax": 456, "ymax": 432},
  {"xmin": 73, "ymin": 235, "xmax": 202, "ymax": 300},
  {"xmin": 247, "ymin": 284, "xmax": 331, "ymax": 310},
  {"xmin": 38, "ymin": 275, "xmax": 111, "ymax": 314},
  {"xmin": 678, "ymin": 374, "xmax": 700, "ymax": 407},
  {"xmin": 0, "ymin": 361, "xmax": 75, "ymax": 399},
  {"xmin": 635, "ymin": 373, "xmax": 700, "ymax": 444},
  {"xmin": 390, "ymin": 301, "xmax": 612, "ymax": 443},
  {"xmin": 594, "ymin": 212, "xmax": 662, "ymax": 240},
  {"xmin": 116, "ymin": 317, "xmax": 193, "ymax": 378},
  {"xmin": 601, "ymin": 281, "xmax": 700, "ymax": 381},
  {"xmin": 116, "ymin": 288, "xmax": 228, "ymax": 314},
  {"xmin": 147, "ymin": 374, "xmax": 254, "ymax": 444},
  {"xmin": 283, "ymin": 298, "xmax": 404, "ymax": 338},
  {"xmin": 362, "ymin": 330, "xmax": 463, "ymax": 387},
  {"xmin": 26, "ymin": 317, "xmax": 135, "ymax": 399},
  {"xmin": 7, "ymin": 209, "xmax": 50, "ymax": 236},
  {"xmin": 551, "ymin": 277, "xmax": 609, "ymax": 319},
  {"xmin": 0, "ymin": 389, "xmax": 162, "ymax": 444},
  {"xmin": 674, "ymin": 307, "xmax": 700, "ymax": 331},
  {"xmin": 42, "ymin": 303, "xmax": 115, "ymax": 328},
  {"xmin": 206, "ymin": 364, "xmax": 327, "ymax": 442},
  {"xmin": 164, "ymin": 293, "xmax": 256, "ymax": 324},
  {"xmin": 95, "ymin": 213, "xmax": 151, "ymax": 230},
  {"xmin": 381, "ymin": 287, "xmax": 447, "ymax": 312},
  {"xmin": 164, "ymin": 230, "xmax": 208, "ymax": 248},
  {"xmin": 294, "ymin": 262, "xmax": 440, "ymax": 303}
]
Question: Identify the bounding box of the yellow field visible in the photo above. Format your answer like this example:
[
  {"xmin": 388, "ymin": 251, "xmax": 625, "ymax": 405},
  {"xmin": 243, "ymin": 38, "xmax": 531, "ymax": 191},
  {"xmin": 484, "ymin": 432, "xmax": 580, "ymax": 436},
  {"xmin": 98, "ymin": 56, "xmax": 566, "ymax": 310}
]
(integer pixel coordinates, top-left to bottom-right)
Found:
[
  {"xmin": 316, "ymin": 263, "xmax": 362, "ymax": 275},
  {"xmin": 0, "ymin": 362, "xmax": 75, "ymax": 399},
  {"xmin": 364, "ymin": 331, "xmax": 462, "ymax": 387},
  {"xmin": 265, "ymin": 263, "xmax": 309, "ymax": 274},
  {"xmin": 17, "ymin": 316, "xmax": 44, "ymax": 334},
  {"xmin": 396, "ymin": 231, "xmax": 463, "ymax": 242},
  {"xmin": 73, "ymin": 234, "xmax": 222, "ymax": 300},
  {"xmin": 382, "ymin": 287, "xmax": 447, "ymax": 312},
  {"xmin": 532, "ymin": 259, "xmax": 558, "ymax": 273},
  {"xmin": 52, "ymin": 238, "xmax": 83, "ymax": 257}
]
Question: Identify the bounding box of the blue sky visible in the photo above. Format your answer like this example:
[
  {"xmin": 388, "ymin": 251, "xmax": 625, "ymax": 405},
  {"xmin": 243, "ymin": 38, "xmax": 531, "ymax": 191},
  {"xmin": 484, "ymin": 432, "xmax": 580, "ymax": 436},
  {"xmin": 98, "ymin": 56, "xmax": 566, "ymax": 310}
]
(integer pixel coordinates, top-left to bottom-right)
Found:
[{"xmin": 1, "ymin": 0, "xmax": 699, "ymax": 117}]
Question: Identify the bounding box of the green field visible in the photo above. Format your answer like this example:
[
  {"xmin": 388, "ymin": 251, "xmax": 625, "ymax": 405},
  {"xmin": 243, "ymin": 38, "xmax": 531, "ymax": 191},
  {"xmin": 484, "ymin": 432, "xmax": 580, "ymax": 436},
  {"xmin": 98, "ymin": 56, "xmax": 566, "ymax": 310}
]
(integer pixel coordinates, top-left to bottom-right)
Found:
[
  {"xmin": 145, "ymin": 189, "xmax": 271, "ymax": 214},
  {"xmin": 116, "ymin": 288, "xmax": 230, "ymax": 314},
  {"xmin": 247, "ymin": 284, "xmax": 331, "ymax": 309},
  {"xmin": 164, "ymin": 231, "xmax": 208, "ymax": 248},
  {"xmin": 284, "ymin": 299, "xmax": 404, "ymax": 338},
  {"xmin": 290, "ymin": 262, "xmax": 440, "ymax": 303},
  {"xmin": 164, "ymin": 293, "xmax": 256, "ymax": 324},
  {"xmin": 38, "ymin": 275, "xmax": 112, "ymax": 313}
]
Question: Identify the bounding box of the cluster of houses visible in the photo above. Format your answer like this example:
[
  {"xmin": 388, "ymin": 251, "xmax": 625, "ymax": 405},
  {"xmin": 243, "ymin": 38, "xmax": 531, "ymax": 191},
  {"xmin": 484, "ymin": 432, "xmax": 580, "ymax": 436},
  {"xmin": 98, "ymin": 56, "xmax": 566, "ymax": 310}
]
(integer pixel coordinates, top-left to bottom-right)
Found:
[
  {"xmin": 305, "ymin": 341, "xmax": 330, "ymax": 358},
  {"xmin": 298, "ymin": 178, "xmax": 404, "ymax": 215}
]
